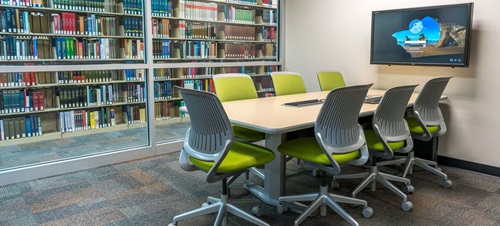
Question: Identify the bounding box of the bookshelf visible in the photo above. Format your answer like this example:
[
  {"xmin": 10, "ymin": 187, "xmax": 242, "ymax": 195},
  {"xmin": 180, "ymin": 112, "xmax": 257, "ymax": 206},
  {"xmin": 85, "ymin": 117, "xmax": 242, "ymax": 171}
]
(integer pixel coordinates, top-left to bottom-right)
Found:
[
  {"xmin": 0, "ymin": 0, "xmax": 280, "ymax": 152},
  {"xmin": 151, "ymin": 0, "xmax": 278, "ymax": 61}
]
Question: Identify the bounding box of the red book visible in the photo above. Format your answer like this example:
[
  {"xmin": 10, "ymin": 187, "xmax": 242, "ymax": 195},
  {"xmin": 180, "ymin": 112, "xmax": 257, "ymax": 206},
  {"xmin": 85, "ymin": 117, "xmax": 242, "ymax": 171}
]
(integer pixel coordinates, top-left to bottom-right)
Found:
[
  {"xmin": 38, "ymin": 91, "xmax": 45, "ymax": 110},
  {"xmin": 33, "ymin": 91, "xmax": 39, "ymax": 111},
  {"xmin": 95, "ymin": 41, "xmax": 100, "ymax": 59},
  {"xmin": 71, "ymin": 13, "xmax": 76, "ymax": 35},
  {"xmin": 82, "ymin": 110, "xmax": 87, "ymax": 129},
  {"xmin": 31, "ymin": 72, "xmax": 36, "ymax": 85},
  {"xmin": 23, "ymin": 72, "xmax": 30, "ymax": 86}
]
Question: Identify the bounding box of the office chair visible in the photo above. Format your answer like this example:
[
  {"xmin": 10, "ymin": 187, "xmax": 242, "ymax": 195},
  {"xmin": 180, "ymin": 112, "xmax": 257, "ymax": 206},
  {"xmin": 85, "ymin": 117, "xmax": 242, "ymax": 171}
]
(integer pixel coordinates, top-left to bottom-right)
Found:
[
  {"xmin": 213, "ymin": 73, "xmax": 265, "ymax": 142},
  {"xmin": 333, "ymin": 85, "xmax": 418, "ymax": 212},
  {"xmin": 213, "ymin": 73, "xmax": 266, "ymax": 183},
  {"xmin": 378, "ymin": 77, "xmax": 453, "ymax": 188},
  {"xmin": 270, "ymin": 71, "xmax": 307, "ymax": 96},
  {"xmin": 317, "ymin": 71, "xmax": 347, "ymax": 91},
  {"xmin": 170, "ymin": 87, "xmax": 276, "ymax": 226},
  {"xmin": 277, "ymin": 84, "xmax": 374, "ymax": 226}
]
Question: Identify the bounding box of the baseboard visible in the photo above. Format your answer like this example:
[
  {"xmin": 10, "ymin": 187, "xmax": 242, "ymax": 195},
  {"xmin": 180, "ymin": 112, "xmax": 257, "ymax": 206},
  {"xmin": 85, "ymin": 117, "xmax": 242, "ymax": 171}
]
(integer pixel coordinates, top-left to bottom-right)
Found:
[{"xmin": 437, "ymin": 155, "xmax": 500, "ymax": 177}]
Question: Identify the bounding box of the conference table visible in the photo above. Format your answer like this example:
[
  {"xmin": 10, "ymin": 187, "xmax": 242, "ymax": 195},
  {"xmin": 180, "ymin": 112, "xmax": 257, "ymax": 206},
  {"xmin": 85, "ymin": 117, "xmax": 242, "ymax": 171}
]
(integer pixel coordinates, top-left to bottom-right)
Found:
[{"xmin": 219, "ymin": 89, "xmax": 428, "ymax": 209}]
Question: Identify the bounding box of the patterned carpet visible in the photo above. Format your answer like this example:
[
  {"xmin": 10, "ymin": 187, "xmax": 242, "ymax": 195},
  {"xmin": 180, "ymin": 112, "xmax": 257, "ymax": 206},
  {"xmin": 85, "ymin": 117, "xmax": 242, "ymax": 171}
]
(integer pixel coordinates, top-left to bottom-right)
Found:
[{"xmin": 0, "ymin": 152, "xmax": 499, "ymax": 226}]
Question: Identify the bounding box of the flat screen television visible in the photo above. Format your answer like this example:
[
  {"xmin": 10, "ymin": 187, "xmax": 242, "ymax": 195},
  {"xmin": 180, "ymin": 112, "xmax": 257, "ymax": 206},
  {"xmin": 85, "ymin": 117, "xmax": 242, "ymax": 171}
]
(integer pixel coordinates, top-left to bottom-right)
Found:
[{"xmin": 370, "ymin": 3, "xmax": 474, "ymax": 67}]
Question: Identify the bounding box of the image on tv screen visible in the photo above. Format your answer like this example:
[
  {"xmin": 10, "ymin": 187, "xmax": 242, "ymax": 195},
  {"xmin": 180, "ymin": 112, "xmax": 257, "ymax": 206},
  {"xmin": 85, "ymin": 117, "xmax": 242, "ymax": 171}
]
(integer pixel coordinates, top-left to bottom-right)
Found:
[{"xmin": 371, "ymin": 3, "xmax": 473, "ymax": 66}]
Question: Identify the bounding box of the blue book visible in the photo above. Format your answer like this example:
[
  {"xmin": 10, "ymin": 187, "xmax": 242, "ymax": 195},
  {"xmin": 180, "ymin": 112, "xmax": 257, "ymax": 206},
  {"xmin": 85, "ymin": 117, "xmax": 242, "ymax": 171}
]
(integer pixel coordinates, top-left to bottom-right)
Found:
[
  {"xmin": 18, "ymin": 90, "xmax": 25, "ymax": 112},
  {"xmin": 33, "ymin": 37, "xmax": 38, "ymax": 59},
  {"xmin": 25, "ymin": 117, "xmax": 32, "ymax": 137},
  {"xmin": 90, "ymin": 14, "xmax": 96, "ymax": 35},
  {"xmin": 194, "ymin": 41, "xmax": 200, "ymax": 58},
  {"xmin": 6, "ymin": 8, "xmax": 12, "ymax": 33},
  {"xmin": 23, "ymin": 11, "xmax": 29, "ymax": 33}
]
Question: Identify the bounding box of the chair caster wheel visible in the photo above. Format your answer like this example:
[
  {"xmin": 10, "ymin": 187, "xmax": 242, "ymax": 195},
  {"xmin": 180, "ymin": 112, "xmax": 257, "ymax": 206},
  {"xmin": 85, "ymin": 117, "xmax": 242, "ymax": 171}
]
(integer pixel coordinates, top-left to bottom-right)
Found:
[
  {"xmin": 168, "ymin": 223, "xmax": 175, "ymax": 226},
  {"xmin": 442, "ymin": 180, "xmax": 452, "ymax": 189},
  {"xmin": 312, "ymin": 169, "xmax": 320, "ymax": 177},
  {"xmin": 331, "ymin": 180, "xmax": 340, "ymax": 189},
  {"xmin": 277, "ymin": 204, "xmax": 288, "ymax": 214},
  {"xmin": 362, "ymin": 206, "xmax": 374, "ymax": 218},
  {"xmin": 201, "ymin": 202, "xmax": 210, "ymax": 208},
  {"xmin": 401, "ymin": 201, "xmax": 413, "ymax": 212},
  {"xmin": 401, "ymin": 185, "xmax": 414, "ymax": 194},
  {"xmin": 252, "ymin": 205, "xmax": 263, "ymax": 217}
]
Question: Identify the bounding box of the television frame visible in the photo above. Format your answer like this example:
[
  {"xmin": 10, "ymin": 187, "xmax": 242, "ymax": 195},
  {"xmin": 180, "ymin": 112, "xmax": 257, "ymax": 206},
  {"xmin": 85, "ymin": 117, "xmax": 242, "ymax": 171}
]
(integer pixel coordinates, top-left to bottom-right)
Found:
[{"xmin": 370, "ymin": 3, "xmax": 474, "ymax": 67}]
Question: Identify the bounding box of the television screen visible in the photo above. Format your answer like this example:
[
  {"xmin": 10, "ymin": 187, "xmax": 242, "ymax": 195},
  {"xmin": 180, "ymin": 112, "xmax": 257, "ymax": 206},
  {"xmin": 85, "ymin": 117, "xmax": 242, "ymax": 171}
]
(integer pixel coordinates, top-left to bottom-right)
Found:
[{"xmin": 370, "ymin": 3, "xmax": 474, "ymax": 67}]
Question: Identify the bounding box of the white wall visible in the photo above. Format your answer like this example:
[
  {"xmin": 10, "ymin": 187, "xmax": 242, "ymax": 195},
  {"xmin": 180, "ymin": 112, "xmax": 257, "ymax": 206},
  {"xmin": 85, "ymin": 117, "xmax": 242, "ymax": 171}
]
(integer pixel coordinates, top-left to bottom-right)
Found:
[{"xmin": 284, "ymin": 0, "xmax": 500, "ymax": 167}]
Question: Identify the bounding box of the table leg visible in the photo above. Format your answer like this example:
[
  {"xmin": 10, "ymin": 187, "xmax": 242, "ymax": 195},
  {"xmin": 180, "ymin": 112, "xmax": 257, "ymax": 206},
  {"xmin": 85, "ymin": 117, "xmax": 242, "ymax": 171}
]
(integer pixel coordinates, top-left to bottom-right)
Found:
[{"xmin": 244, "ymin": 133, "xmax": 284, "ymax": 207}]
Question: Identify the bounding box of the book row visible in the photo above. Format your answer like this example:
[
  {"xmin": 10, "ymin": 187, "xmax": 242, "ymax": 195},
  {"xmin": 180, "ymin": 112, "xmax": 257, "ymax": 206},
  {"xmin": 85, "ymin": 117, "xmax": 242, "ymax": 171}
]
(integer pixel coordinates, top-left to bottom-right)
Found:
[
  {"xmin": 221, "ymin": 43, "xmax": 275, "ymax": 58},
  {"xmin": 0, "ymin": 36, "xmax": 145, "ymax": 60},
  {"xmin": 152, "ymin": 0, "xmax": 173, "ymax": 17},
  {"xmin": 0, "ymin": 70, "xmax": 143, "ymax": 88},
  {"xmin": 0, "ymin": 89, "xmax": 45, "ymax": 113},
  {"xmin": 154, "ymin": 100, "xmax": 176, "ymax": 120},
  {"xmin": 0, "ymin": 82, "xmax": 149, "ymax": 114},
  {"xmin": 0, "ymin": 0, "xmax": 44, "ymax": 8},
  {"xmin": 219, "ymin": 5, "xmax": 255, "ymax": 24},
  {"xmin": 53, "ymin": 37, "xmax": 144, "ymax": 60},
  {"xmin": 153, "ymin": 65, "xmax": 277, "ymax": 80},
  {"xmin": 122, "ymin": 104, "xmax": 145, "ymax": 124},
  {"xmin": 59, "ymin": 108, "xmax": 117, "ymax": 132},
  {"xmin": 0, "ymin": 66, "xmax": 275, "ymax": 88},
  {"xmin": 1, "ymin": 71, "xmax": 40, "ymax": 87},
  {"xmin": 153, "ymin": 81, "xmax": 174, "ymax": 100},
  {"xmin": 51, "ymin": 14, "xmax": 143, "ymax": 37},
  {"xmin": 154, "ymin": 20, "xmax": 277, "ymax": 41},
  {"xmin": 51, "ymin": 0, "xmax": 137, "ymax": 14},
  {"xmin": 0, "ymin": 114, "xmax": 42, "ymax": 141},
  {"xmin": 0, "ymin": 9, "xmax": 142, "ymax": 37},
  {"xmin": 152, "ymin": 18, "xmax": 170, "ymax": 38},
  {"xmin": 181, "ymin": 79, "xmax": 215, "ymax": 93},
  {"xmin": 153, "ymin": 41, "xmax": 276, "ymax": 59},
  {"xmin": 57, "ymin": 69, "xmax": 143, "ymax": 84},
  {"xmin": 57, "ymin": 83, "xmax": 146, "ymax": 109},
  {"xmin": 0, "ymin": 0, "xmax": 144, "ymax": 14},
  {"xmin": 63, "ymin": 100, "xmax": 183, "ymax": 127},
  {"xmin": 176, "ymin": 0, "xmax": 217, "ymax": 21}
]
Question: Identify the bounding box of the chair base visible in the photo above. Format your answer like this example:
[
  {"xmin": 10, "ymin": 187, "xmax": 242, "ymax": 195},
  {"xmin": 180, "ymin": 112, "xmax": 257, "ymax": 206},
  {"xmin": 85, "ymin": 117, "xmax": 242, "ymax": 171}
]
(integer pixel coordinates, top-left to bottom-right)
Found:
[
  {"xmin": 279, "ymin": 185, "xmax": 372, "ymax": 226},
  {"xmin": 171, "ymin": 193, "xmax": 268, "ymax": 226},
  {"xmin": 377, "ymin": 152, "xmax": 451, "ymax": 188},
  {"xmin": 171, "ymin": 179, "xmax": 269, "ymax": 226},
  {"xmin": 333, "ymin": 166, "xmax": 413, "ymax": 212}
]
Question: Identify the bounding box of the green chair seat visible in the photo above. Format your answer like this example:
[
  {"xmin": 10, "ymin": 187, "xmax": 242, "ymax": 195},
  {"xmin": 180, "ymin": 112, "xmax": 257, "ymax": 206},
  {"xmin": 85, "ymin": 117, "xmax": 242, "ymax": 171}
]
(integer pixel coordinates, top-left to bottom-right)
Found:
[
  {"xmin": 278, "ymin": 137, "xmax": 359, "ymax": 165},
  {"xmin": 364, "ymin": 130, "xmax": 405, "ymax": 151},
  {"xmin": 190, "ymin": 141, "xmax": 275, "ymax": 173},
  {"xmin": 406, "ymin": 117, "xmax": 440, "ymax": 134},
  {"xmin": 233, "ymin": 125, "xmax": 265, "ymax": 141}
]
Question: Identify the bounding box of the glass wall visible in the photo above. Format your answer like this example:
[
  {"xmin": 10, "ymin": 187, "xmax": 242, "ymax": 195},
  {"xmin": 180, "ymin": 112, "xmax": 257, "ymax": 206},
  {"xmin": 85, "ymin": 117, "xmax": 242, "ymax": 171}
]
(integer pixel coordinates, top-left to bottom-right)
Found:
[{"xmin": 0, "ymin": 0, "xmax": 281, "ymax": 183}]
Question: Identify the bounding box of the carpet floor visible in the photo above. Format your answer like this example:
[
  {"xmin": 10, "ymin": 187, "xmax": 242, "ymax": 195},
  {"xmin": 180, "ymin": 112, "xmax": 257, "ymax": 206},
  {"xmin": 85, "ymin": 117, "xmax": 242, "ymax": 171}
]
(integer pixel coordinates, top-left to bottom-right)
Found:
[{"xmin": 0, "ymin": 152, "xmax": 499, "ymax": 226}]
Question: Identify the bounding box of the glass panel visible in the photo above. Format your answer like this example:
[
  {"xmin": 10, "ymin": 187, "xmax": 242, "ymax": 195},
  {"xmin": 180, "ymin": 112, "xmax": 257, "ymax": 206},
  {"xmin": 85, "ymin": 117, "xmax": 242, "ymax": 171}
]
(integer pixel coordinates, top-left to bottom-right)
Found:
[
  {"xmin": 154, "ymin": 64, "xmax": 281, "ymax": 144},
  {"xmin": 0, "ymin": 68, "xmax": 148, "ymax": 170},
  {"xmin": 0, "ymin": 0, "xmax": 145, "ymax": 65},
  {"xmin": 151, "ymin": 0, "xmax": 279, "ymax": 63}
]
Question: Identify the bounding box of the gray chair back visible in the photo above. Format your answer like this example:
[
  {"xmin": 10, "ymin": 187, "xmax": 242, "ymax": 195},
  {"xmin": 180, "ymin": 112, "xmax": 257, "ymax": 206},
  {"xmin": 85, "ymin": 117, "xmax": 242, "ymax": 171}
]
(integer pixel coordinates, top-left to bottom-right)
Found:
[
  {"xmin": 178, "ymin": 87, "xmax": 235, "ymax": 183},
  {"xmin": 413, "ymin": 77, "xmax": 452, "ymax": 139},
  {"xmin": 315, "ymin": 84, "xmax": 372, "ymax": 174},
  {"xmin": 372, "ymin": 85, "xmax": 418, "ymax": 157}
]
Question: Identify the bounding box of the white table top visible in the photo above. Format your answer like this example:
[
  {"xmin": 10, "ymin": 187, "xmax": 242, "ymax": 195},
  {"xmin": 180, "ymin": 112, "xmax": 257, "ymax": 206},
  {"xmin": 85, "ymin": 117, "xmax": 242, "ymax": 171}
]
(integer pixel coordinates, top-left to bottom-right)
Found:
[{"xmin": 221, "ymin": 89, "xmax": 398, "ymax": 134}]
